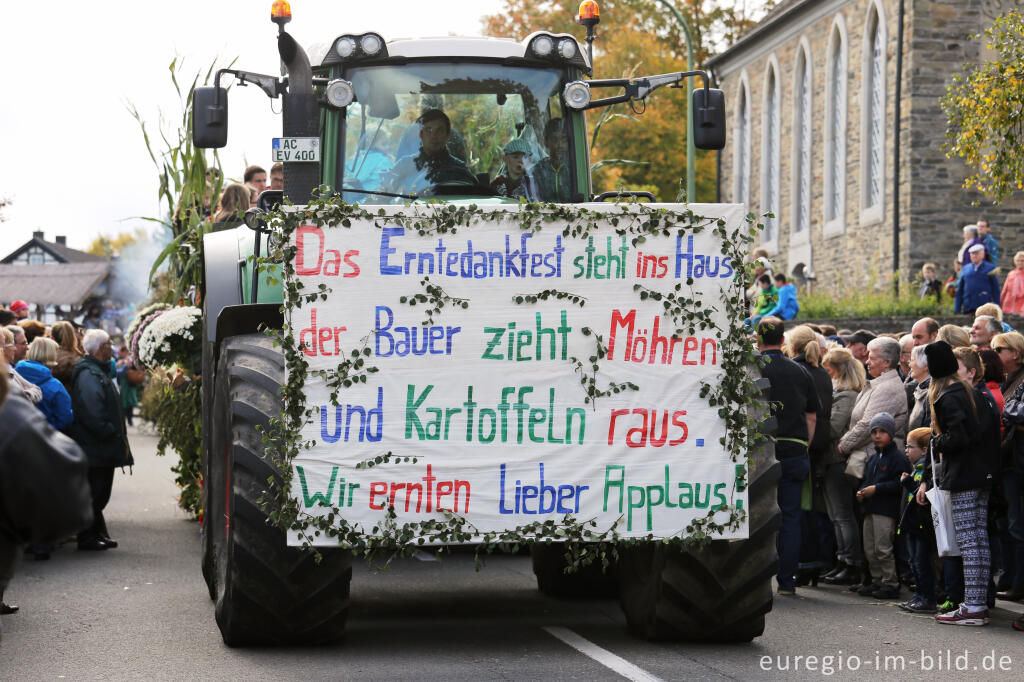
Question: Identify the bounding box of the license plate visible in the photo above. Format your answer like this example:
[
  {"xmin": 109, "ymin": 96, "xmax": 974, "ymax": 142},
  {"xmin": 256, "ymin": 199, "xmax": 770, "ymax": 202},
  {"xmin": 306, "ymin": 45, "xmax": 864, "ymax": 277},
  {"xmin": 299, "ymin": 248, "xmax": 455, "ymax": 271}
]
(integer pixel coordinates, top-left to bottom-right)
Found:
[{"xmin": 272, "ymin": 137, "xmax": 320, "ymax": 162}]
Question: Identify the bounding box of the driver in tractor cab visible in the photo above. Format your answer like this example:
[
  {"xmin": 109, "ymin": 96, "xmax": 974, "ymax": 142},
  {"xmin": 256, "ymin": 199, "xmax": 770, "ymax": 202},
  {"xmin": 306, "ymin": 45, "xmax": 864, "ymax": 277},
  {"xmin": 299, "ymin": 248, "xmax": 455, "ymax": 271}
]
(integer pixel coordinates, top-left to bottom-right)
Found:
[
  {"xmin": 490, "ymin": 138, "xmax": 538, "ymax": 201},
  {"xmin": 533, "ymin": 118, "xmax": 571, "ymax": 203},
  {"xmin": 384, "ymin": 109, "xmax": 476, "ymax": 195}
]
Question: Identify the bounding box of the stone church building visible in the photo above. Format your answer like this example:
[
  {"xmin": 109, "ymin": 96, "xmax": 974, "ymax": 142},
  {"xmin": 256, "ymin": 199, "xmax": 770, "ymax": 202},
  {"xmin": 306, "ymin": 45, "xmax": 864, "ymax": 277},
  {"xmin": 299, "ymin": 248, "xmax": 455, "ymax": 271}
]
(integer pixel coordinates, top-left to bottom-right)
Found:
[{"xmin": 707, "ymin": 0, "xmax": 1024, "ymax": 291}]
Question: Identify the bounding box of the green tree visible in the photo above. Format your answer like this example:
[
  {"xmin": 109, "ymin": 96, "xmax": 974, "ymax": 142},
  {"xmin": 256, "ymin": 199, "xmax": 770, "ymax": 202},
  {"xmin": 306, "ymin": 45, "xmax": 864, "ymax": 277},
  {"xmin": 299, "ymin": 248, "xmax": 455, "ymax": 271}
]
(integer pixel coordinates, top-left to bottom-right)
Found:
[
  {"xmin": 941, "ymin": 10, "xmax": 1024, "ymax": 203},
  {"xmin": 482, "ymin": 1, "xmax": 771, "ymax": 201},
  {"xmin": 86, "ymin": 228, "xmax": 147, "ymax": 258}
]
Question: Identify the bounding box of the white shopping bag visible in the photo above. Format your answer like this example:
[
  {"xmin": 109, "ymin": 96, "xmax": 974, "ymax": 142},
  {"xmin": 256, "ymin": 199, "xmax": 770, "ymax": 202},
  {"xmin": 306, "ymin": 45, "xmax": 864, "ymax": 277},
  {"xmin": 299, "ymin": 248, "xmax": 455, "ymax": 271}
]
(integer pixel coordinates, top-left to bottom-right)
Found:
[{"xmin": 925, "ymin": 443, "xmax": 961, "ymax": 557}]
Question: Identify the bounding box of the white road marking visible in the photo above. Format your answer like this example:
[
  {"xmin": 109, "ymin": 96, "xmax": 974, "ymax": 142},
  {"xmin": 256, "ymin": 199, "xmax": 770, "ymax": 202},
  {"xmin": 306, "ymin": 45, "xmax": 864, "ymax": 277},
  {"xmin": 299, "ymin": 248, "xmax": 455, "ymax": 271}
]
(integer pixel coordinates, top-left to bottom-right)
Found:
[{"xmin": 543, "ymin": 626, "xmax": 664, "ymax": 682}]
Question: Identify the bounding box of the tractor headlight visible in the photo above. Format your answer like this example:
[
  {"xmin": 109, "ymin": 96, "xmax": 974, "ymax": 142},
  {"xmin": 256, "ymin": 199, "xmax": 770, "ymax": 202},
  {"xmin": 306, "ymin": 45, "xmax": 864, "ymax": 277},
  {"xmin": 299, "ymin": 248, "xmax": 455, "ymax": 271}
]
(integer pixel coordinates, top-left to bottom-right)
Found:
[
  {"xmin": 530, "ymin": 35, "xmax": 554, "ymax": 57},
  {"xmin": 558, "ymin": 38, "xmax": 577, "ymax": 60},
  {"xmin": 360, "ymin": 34, "xmax": 383, "ymax": 56},
  {"xmin": 325, "ymin": 79, "xmax": 355, "ymax": 108},
  {"xmin": 563, "ymin": 80, "xmax": 591, "ymax": 110},
  {"xmin": 335, "ymin": 36, "xmax": 357, "ymax": 58}
]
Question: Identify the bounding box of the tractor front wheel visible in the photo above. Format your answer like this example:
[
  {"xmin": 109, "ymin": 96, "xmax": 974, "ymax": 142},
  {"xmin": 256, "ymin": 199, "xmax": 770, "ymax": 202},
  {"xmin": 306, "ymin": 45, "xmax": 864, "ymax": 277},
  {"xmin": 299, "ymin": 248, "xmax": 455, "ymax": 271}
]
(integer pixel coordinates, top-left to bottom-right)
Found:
[{"xmin": 212, "ymin": 333, "xmax": 353, "ymax": 646}]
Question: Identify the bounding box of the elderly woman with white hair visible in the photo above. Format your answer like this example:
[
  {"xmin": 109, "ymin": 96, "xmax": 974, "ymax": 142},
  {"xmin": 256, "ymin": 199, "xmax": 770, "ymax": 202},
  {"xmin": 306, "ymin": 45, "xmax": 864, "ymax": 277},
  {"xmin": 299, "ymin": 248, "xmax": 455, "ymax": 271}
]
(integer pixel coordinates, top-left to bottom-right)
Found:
[
  {"xmin": 958, "ymin": 224, "xmax": 985, "ymax": 267},
  {"xmin": 838, "ymin": 337, "xmax": 909, "ymax": 483},
  {"xmin": 65, "ymin": 329, "xmax": 133, "ymax": 552},
  {"xmin": 907, "ymin": 345, "xmax": 932, "ymax": 431},
  {"xmin": 836, "ymin": 337, "xmax": 909, "ymax": 594}
]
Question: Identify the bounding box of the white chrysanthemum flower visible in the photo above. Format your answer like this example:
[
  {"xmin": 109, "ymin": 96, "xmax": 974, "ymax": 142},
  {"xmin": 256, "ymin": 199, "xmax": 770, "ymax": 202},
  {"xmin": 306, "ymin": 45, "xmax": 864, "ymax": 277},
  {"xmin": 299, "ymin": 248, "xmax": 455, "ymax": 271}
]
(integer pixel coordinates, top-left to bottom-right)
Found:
[
  {"xmin": 125, "ymin": 302, "xmax": 173, "ymax": 342},
  {"xmin": 137, "ymin": 306, "xmax": 202, "ymax": 369}
]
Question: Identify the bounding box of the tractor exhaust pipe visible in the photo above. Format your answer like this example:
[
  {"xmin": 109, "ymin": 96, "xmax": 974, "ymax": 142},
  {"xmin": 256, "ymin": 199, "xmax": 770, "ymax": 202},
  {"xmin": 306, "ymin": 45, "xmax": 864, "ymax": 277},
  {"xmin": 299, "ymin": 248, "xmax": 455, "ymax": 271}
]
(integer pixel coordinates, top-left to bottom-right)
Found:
[{"xmin": 277, "ymin": 30, "xmax": 320, "ymax": 205}]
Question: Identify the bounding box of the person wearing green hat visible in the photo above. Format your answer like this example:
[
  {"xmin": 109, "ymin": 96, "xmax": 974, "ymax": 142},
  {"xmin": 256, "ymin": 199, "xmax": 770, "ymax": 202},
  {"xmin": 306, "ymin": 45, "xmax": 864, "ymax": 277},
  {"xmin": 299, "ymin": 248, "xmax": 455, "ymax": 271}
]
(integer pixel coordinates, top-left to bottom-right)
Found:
[{"xmin": 490, "ymin": 137, "xmax": 538, "ymax": 201}]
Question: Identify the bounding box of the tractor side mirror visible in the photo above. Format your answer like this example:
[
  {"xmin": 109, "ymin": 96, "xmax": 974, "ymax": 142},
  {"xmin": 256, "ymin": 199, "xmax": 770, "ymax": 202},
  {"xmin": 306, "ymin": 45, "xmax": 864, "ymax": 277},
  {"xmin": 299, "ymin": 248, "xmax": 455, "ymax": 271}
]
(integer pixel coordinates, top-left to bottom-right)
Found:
[
  {"xmin": 692, "ymin": 87, "xmax": 726, "ymax": 151},
  {"xmin": 193, "ymin": 87, "xmax": 229, "ymax": 149}
]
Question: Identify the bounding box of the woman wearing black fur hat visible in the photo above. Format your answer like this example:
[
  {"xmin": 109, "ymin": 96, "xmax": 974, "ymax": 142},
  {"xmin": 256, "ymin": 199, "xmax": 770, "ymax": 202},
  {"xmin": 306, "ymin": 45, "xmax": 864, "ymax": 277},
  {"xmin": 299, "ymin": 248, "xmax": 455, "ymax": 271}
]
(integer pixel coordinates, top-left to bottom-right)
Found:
[{"xmin": 924, "ymin": 341, "xmax": 996, "ymax": 626}]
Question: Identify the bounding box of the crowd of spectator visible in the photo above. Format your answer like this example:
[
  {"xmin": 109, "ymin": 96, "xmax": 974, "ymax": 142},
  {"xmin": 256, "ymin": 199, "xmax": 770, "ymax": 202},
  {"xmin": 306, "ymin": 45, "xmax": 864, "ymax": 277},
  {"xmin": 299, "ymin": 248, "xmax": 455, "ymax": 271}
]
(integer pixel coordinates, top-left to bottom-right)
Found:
[
  {"xmin": 3, "ymin": 158, "xmax": 286, "ymax": 624},
  {"xmin": 0, "ymin": 306, "xmax": 146, "ymax": 629},
  {"xmin": 206, "ymin": 161, "xmax": 282, "ymax": 231},
  {"xmin": 919, "ymin": 218, "xmax": 1024, "ymax": 317},
  {"xmin": 757, "ymin": 309, "xmax": 1024, "ymax": 631}
]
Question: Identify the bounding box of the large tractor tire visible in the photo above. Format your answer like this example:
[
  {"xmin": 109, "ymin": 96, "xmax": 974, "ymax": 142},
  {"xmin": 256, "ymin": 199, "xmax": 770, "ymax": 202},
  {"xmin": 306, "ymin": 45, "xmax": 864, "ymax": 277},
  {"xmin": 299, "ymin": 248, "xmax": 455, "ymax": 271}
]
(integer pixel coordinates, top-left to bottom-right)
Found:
[
  {"xmin": 531, "ymin": 543, "xmax": 618, "ymax": 598},
  {"xmin": 616, "ymin": 373, "xmax": 780, "ymax": 642},
  {"xmin": 213, "ymin": 333, "xmax": 353, "ymax": 646}
]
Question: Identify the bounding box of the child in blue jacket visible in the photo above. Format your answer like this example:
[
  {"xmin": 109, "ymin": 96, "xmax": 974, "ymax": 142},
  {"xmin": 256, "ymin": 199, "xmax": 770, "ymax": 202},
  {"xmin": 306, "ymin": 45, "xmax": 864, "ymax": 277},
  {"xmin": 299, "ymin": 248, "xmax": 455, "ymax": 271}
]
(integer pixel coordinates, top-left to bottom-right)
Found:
[
  {"xmin": 747, "ymin": 273, "xmax": 799, "ymax": 327},
  {"xmin": 854, "ymin": 412, "xmax": 911, "ymax": 599},
  {"xmin": 761, "ymin": 273, "xmax": 799, "ymax": 320}
]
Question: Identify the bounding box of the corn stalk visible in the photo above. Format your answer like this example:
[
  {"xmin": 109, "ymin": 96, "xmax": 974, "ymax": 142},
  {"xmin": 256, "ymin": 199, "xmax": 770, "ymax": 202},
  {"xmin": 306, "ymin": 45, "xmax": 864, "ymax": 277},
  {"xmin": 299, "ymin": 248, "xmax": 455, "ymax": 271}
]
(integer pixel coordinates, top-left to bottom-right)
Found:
[{"xmin": 127, "ymin": 56, "xmax": 236, "ymax": 302}]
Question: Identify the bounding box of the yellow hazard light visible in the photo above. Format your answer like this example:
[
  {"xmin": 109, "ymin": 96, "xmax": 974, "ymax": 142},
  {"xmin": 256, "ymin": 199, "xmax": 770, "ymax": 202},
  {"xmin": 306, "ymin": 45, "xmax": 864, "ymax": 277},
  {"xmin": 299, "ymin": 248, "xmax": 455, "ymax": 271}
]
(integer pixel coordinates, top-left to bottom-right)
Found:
[
  {"xmin": 577, "ymin": 1, "xmax": 600, "ymax": 22},
  {"xmin": 271, "ymin": 0, "xmax": 292, "ymax": 21}
]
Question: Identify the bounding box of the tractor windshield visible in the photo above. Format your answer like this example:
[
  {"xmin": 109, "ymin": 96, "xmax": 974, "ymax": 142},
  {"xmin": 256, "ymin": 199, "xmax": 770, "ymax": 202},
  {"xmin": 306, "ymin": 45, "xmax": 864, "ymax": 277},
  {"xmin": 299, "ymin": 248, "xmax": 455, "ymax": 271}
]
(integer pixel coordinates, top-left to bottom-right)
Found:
[{"xmin": 337, "ymin": 62, "xmax": 572, "ymax": 203}]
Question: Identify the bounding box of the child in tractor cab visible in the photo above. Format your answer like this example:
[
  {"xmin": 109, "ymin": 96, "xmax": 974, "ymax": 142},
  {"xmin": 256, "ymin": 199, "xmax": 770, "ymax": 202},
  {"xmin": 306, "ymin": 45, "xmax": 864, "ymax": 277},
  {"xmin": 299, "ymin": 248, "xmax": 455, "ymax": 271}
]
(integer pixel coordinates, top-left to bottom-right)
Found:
[
  {"xmin": 533, "ymin": 119, "xmax": 571, "ymax": 203},
  {"xmin": 490, "ymin": 138, "xmax": 538, "ymax": 201}
]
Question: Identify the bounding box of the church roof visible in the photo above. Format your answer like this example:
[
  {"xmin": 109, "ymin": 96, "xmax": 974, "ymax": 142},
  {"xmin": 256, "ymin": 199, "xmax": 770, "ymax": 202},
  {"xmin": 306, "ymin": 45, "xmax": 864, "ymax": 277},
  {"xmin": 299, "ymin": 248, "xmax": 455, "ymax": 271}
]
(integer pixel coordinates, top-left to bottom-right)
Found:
[{"xmin": 706, "ymin": 0, "xmax": 815, "ymax": 70}]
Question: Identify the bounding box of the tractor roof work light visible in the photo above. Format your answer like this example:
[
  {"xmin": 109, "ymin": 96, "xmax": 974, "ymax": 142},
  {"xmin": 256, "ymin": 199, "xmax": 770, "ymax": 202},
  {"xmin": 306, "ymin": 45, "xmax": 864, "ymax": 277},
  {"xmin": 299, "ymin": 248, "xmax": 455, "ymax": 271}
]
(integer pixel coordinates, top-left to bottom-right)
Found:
[
  {"xmin": 558, "ymin": 38, "xmax": 577, "ymax": 60},
  {"xmin": 563, "ymin": 80, "xmax": 591, "ymax": 110},
  {"xmin": 360, "ymin": 34, "xmax": 383, "ymax": 56},
  {"xmin": 270, "ymin": 0, "xmax": 291, "ymax": 26},
  {"xmin": 530, "ymin": 34, "xmax": 554, "ymax": 57},
  {"xmin": 523, "ymin": 32, "xmax": 588, "ymax": 71},
  {"xmin": 325, "ymin": 33, "xmax": 389, "ymax": 65},
  {"xmin": 335, "ymin": 36, "xmax": 357, "ymax": 58}
]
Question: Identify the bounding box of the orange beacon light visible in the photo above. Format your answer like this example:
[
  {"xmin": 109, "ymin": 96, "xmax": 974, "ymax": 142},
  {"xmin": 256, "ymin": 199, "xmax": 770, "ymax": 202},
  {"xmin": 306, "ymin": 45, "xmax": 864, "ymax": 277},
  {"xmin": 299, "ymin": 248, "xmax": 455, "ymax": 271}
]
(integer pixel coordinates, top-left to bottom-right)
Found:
[
  {"xmin": 577, "ymin": 1, "xmax": 600, "ymax": 25},
  {"xmin": 271, "ymin": 0, "xmax": 292, "ymax": 25}
]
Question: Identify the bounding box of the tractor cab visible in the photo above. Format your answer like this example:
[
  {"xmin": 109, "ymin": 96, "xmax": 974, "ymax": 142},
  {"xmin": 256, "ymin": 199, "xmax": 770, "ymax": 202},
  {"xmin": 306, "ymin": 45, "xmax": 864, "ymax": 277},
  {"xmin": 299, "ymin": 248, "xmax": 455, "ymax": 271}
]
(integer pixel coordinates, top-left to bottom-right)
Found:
[
  {"xmin": 193, "ymin": 1, "xmax": 725, "ymax": 206},
  {"xmin": 321, "ymin": 35, "xmax": 591, "ymax": 204}
]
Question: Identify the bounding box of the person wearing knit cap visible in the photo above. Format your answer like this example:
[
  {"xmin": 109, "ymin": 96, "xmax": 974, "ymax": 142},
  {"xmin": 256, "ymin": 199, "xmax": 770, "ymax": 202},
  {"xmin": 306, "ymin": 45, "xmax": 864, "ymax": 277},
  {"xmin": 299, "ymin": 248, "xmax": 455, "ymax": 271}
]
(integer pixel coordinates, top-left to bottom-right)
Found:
[
  {"xmin": 956, "ymin": 243, "xmax": 1000, "ymax": 314},
  {"xmin": 8, "ymin": 301, "xmax": 29, "ymax": 320},
  {"xmin": 490, "ymin": 137, "xmax": 538, "ymax": 201},
  {"xmin": 922, "ymin": 340, "xmax": 996, "ymax": 625},
  {"xmin": 925, "ymin": 340, "xmax": 958, "ymax": 379},
  {"xmin": 854, "ymin": 411, "xmax": 911, "ymax": 599}
]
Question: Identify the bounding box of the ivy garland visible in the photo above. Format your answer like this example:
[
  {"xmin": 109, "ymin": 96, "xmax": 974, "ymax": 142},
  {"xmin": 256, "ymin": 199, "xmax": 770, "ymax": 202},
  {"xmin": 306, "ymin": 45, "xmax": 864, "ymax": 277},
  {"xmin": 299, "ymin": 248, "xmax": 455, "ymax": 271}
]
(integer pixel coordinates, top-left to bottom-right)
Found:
[{"xmin": 252, "ymin": 196, "xmax": 766, "ymax": 571}]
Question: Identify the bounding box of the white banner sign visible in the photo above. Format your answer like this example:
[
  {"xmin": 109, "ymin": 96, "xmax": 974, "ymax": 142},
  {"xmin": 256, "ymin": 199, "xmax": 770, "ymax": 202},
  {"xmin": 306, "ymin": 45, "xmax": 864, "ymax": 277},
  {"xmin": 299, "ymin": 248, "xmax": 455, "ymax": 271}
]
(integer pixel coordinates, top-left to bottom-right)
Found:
[{"xmin": 286, "ymin": 204, "xmax": 748, "ymax": 545}]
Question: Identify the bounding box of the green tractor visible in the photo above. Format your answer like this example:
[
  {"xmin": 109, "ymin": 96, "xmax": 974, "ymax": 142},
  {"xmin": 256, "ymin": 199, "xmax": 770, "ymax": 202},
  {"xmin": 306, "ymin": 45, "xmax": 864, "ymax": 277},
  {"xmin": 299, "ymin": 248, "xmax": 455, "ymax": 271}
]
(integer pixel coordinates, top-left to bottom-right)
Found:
[{"xmin": 193, "ymin": 1, "xmax": 778, "ymax": 647}]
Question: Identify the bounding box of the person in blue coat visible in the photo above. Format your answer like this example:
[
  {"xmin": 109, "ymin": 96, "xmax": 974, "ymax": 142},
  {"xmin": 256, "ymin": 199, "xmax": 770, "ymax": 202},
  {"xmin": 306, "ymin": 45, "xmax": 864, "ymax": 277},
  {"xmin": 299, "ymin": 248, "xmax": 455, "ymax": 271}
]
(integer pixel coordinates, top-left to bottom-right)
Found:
[
  {"xmin": 15, "ymin": 337, "xmax": 73, "ymax": 431},
  {"xmin": 763, "ymin": 273, "xmax": 800, "ymax": 319},
  {"xmin": 746, "ymin": 273, "xmax": 800, "ymax": 327},
  {"xmin": 956, "ymin": 244, "xmax": 1001, "ymax": 314}
]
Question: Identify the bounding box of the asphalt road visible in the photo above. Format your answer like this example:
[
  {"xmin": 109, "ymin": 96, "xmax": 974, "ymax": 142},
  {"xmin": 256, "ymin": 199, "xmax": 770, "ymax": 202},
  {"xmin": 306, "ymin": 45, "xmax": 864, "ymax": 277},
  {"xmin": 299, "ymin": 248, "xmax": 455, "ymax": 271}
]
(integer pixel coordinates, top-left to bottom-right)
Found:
[{"xmin": 2, "ymin": 425, "xmax": 1023, "ymax": 681}]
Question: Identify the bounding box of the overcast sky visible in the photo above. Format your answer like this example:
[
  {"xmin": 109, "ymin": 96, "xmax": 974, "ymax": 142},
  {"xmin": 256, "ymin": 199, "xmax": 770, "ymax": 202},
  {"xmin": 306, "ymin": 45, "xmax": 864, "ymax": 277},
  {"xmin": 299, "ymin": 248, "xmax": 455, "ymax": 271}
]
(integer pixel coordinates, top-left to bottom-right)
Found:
[{"xmin": 0, "ymin": 0, "xmax": 507, "ymax": 252}]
